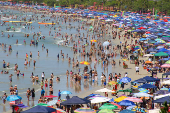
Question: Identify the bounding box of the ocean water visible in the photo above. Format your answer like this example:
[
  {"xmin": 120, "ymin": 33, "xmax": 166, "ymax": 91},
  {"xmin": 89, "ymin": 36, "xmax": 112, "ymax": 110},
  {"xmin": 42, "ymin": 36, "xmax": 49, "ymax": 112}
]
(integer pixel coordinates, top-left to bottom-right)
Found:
[{"xmin": 0, "ymin": 9, "xmax": 121, "ymax": 112}]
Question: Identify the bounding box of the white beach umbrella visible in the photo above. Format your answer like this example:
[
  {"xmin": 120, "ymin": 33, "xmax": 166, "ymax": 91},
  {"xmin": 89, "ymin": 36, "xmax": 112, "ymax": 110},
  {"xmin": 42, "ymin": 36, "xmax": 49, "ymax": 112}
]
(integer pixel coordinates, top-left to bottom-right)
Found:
[
  {"xmin": 47, "ymin": 100, "xmax": 58, "ymax": 106},
  {"xmin": 133, "ymin": 93, "xmax": 153, "ymax": 97},
  {"xmin": 91, "ymin": 97, "xmax": 110, "ymax": 103},
  {"xmin": 162, "ymin": 80, "xmax": 170, "ymax": 85},
  {"xmin": 103, "ymin": 41, "xmax": 110, "ymax": 47},
  {"xmin": 95, "ymin": 88, "xmax": 115, "ymax": 93},
  {"xmin": 144, "ymin": 54, "xmax": 154, "ymax": 57}
]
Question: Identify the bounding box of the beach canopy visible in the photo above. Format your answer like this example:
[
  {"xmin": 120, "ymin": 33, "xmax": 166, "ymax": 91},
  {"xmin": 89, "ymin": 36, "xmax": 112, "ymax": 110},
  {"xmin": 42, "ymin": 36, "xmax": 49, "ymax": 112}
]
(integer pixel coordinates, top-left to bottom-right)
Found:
[
  {"xmin": 133, "ymin": 78, "xmax": 147, "ymax": 83},
  {"xmin": 162, "ymin": 71, "xmax": 170, "ymax": 75},
  {"xmin": 155, "ymin": 90, "xmax": 170, "ymax": 95},
  {"xmin": 60, "ymin": 96, "xmax": 90, "ymax": 105},
  {"xmin": 154, "ymin": 52, "xmax": 169, "ymax": 56},
  {"xmin": 118, "ymin": 100, "xmax": 136, "ymax": 106},
  {"xmin": 142, "ymin": 76, "xmax": 160, "ymax": 82},
  {"xmin": 153, "ymin": 96, "xmax": 170, "ymax": 103},
  {"xmin": 119, "ymin": 109, "xmax": 135, "ymax": 113},
  {"xmin": 138, "ymin": 83, "xmax": 156, "ymax": 89},
  {"xmin": 21, "ymin": 105, "xmax": 56, "ymax": 113}
]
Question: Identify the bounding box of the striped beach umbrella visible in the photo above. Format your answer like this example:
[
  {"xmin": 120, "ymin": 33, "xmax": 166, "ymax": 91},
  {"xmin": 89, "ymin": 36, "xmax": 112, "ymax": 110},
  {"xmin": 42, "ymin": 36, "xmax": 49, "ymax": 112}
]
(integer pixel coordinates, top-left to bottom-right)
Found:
[{"xmin": 74, "ymin": 107, "xmax": 96, "ymax": 113}]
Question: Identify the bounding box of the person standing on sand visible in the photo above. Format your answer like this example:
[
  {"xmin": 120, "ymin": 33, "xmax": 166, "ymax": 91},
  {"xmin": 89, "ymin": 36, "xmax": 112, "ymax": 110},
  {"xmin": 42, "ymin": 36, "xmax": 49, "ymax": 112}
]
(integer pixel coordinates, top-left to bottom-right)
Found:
[{"xmin": 135, "ymin": 66, "xmax": 139, "ymax": 75}]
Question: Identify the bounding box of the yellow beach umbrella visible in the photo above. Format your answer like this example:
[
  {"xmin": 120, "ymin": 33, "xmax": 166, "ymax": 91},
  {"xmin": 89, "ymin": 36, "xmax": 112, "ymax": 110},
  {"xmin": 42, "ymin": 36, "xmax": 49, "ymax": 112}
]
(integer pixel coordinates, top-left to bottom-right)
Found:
[
  {"xmin": 122, "ymin": 59, "xmax": 128, "ymax": 61},
  {"xmin": 108, "ymin": 81, "xmax": 117, "ymax": 85},
  {"xmin": 80, "ymin": 61, "xmax": 90, "ymax": 65},
  {"xmin": 114, "ymin": 96, "xmax": 127, "ymax": 102},
  {"xmin": 91, "ymin": 40, "xmax": 97, "ymax": 42}
]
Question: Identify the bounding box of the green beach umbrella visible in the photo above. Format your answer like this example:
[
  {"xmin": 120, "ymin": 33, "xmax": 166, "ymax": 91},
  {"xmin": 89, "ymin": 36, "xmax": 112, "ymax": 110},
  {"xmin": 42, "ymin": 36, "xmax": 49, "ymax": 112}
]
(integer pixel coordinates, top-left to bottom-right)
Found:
[
  {"xmin": 165, "ymin": 60, "xmax": 170, "ymax": 64},
  {"xmin": 118, "ymin": 88, "xmax": 132, "ymax": 93},
  {"xmin": 35, "ymin": 103, "xmax": 49, "ymax": 107},
  {"xmin": 99, "ymin": 103, "xmax": 118, "ymax": 110},
  {"xmin": 163, "ymin": 36, "xmax": 170, "ymax": 37},
  {"xmin": 99, "ymin": 109, "xmax": 115, "ymax": 113},
  {"xmin": 154, "ymin": 52, "xmax": 169, "ymax": 57}
]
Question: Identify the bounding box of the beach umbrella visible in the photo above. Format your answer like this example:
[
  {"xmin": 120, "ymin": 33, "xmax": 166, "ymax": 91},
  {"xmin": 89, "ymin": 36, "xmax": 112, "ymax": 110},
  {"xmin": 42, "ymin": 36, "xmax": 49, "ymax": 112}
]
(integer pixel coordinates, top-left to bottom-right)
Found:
[
  {"xmin": 111, "ymin": 102, "xmax": 122, "ymax": 109},
  {"xmin": 160, "ymin": 87, "xmax": 169, "ymax": 91},
  {"xmin": 143, "ymin": 54, "xmax": 153, "ymax": 57},
  {"xmin": 138, "ymin": 83, "xmax": 156, "ymax": 89},
  {"xmin": 80, "ymin": 61, "xmax": 90, "ymax": 65},
  {"xmin": 91, "ymin": 40, "xmax": 97, "ymax": 42},
  {"xmin": 118, "ymin": 100, "xmax": 135, "ymax": 106},
  {"xmin": 44, "ymin": 95, "xmax": 57, "ymax": 98},
  {"xmin": 145, "ymin": 61, "xmax": 152, "ymax": 64},
  {"xmin": 162, "ymin": 80, "xmax": 170, "ymax": 85},
  {"xmin": 120, "ymin": 77, "xmax": 131, "ymax": 83},
  {"xmin": 138, "ymin": 88, "xmax": 149, "ymax": 93},
  {"xmin": 103, "ymin": 41, "xmax": 110, "ymax": 47},
  {"xmin": 21, "ymin": 105, "xmax": 56, "ymax": 113},
  {"xmin": 124, "ymin": 97, "xmax": 143, "ymax": 103},
  {"xmin": 60, "ymin": 91, "xmax": 72, "ymax": 95},
  {"xmin": 114, "ymin": 96, "xmax": 127, "ymax": 102},
  {"xmin": 133, "ymin": 93, "xmax": 152, "ymax": 97},
  {"xmin": 154, "ymin": 52, "xmax": 169, "ymax": 56},
  {"xmin": 109, "ymin": 98, "xmax": 114, "ymax": 102},
  {"xmin": 126, "ymin": 105, "xmax": 136, "ymax": 110},
  {"xmin": 91, "ymin": 97, "xmax": 110, "ymax": 103},
  {"xmin": 119, "ymin": 109, "xmax": 135, "ymax": 113},
  {"xmin": 155, "ymin": 90, "xmax": 170, "ymax": 95},
  {"xmin": 74, "ymin": 107, "xmax": 96, "ymax": 113},
  {"xmin": 84, "ymin": 94, "xmax": 100, "ymax": 99},
  {"xmin": 142, "ymin": 76, "xmax": 160, "ymax": 82},
  {"xmin": 99, "ymin": 103, "xmax": 118, "ymax": 110},
  {"xmin": 162, "ymin": 71, "xmax": 170, "ymax": 76},
  {"xmin": 47, "ymin": 100, "xmax": 58, "ymax": 106},
  {"xmin": 98, "ymin": 109, "xmax": 114, "ymax": 113},
  {"xmin": 35, "ymin": 103, "xmax": 49, "ymax": 107},
  {"xmin": 6, "ymin": 95, "xmax": 22, "ymax": 101},
  {"xmin": 95, "ymin": 88, "xmax": 115, "ymax": 92},
  {"xmin": 133, "ymin": 78, "xmax": 147, "ymax": 83},
  {"xmin": 161, "ymin": 64, "xmax": 170, "ymax": 68},
  {"xmin": 108, "ymin": 81, "xmax": 117, "ymax": 85},
  {"xmin": 56, "ymin": 108, "xmax": 66, "ymax": 113},
  {"xmin": 165, "ymin": 60, "xmax": 170, "ymax": 64},
  {"xmin": 118, "ymin": 88, "xmax": 132, "ymax": 93}
]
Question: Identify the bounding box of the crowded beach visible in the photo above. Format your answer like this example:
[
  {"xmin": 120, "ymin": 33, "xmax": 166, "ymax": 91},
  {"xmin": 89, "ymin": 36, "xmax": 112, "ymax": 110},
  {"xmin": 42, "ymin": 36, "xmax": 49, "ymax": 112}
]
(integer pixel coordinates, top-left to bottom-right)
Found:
[{"xmin": 0, "ymin": 1, "xmax": 170, "ymax": 113}]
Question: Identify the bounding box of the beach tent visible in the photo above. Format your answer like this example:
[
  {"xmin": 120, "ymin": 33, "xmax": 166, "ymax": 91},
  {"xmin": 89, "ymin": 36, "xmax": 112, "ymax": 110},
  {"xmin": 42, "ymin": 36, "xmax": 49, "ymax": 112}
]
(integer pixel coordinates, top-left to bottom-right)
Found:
[
  {"xmin": 60, "ymin": 96, "xmax": 90, "ymax": 105},
  {"xmin": 153, "ymin": 96, "xmax": 170, "ymax": 103},
  {"xmin": 21, "ymin": 105, "xmax": 56, "ymax": 113},
  {"xmin": 138, "ymin": 83, "xmax": 156, "ymax": 89},
  {"xmin": 142, "ymin": 76, "xmax": 160, "ymax": 82},
  {"xmin": 155, "ymin": 90, "xmax": 170, "ymax": 95}
]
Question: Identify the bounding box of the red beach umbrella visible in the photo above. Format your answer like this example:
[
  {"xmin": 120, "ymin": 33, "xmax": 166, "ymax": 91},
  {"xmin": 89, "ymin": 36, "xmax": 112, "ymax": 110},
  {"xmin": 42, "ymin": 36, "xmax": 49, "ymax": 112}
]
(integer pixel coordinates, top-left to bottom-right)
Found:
[{"xmin": 44, "ymin": 95, "xmax": 57, "ymax": 98}]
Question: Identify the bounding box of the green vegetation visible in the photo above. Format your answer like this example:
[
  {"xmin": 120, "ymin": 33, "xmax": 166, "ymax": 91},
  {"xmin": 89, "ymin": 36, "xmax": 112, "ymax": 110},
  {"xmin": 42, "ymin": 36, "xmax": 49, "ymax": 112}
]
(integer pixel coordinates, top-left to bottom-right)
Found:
[{"xmin": 4, "ymin": 0, "xmax": 170, "ymax": 15}]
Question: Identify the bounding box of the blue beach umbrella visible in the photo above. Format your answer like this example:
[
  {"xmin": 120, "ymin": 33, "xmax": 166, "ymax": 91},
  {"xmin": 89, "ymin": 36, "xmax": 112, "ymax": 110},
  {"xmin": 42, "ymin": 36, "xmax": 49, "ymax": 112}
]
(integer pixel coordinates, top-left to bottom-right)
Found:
[
  {"xmin": 60, "ymin": 91, "xmax": 72, "ymax": 94},
  {"xmin": 120, "ymin": 77, "xmax": 131, "ymax": 83},
  {"xmin": 119, "ymin": 109, "xmax": 135, "ymax": 113},
  {"xmin": 6, "ymin": 95, "xmax": 22, "ymax": 101},
  {"xmin": 118, "ymin": 100, "xmax": 135, "ymax": 106}
]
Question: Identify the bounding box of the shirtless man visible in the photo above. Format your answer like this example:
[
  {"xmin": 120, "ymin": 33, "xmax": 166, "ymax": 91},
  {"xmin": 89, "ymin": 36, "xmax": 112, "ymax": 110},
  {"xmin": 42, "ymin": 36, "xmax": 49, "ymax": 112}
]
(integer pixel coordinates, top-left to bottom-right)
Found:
[{"xmin": 35, "ymin": 75, "xmax": 39, "ymax": 84}]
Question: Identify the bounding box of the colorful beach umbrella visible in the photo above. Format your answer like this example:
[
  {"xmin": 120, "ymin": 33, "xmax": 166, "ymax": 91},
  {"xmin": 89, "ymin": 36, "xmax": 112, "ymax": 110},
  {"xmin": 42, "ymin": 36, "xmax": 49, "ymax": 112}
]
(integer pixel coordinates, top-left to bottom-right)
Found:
[
  {"xmin": 74, "ymin": 107, "xmax": 96, "ymax": 113},
  {"xmin": 114, "ymin": 96, "xmax": 127, "ymax": 102},
  {"xmin": 119, "ymin": 109, "xmax": 135, "ymax": 113},
  {"xmin": 80, "ymin": 61, "xmax": 90, "ymax": 65},
  {"xmin": 118, "ymin": 100, "xmax": 135, "ymax": 106},
  {"xmin": 133, "ymin": 93, "xmax": 152, "ymax": 97},
  {"xmin": 6, "ymin": 95, "xmax": 22, "ymax": 101},
  {"xmin": 61, "ymin": 91, "xmax": 72, "ymax": 94},
  {"xmin": 118, "ymin": 88, "xmax": 132, "ymax": 93},
  {"xmin": 124, "ymin": 97, "xmax": 143, "ymax": 103},
  {"xmin": 161, "ymin": 64, "xmax": 170, "ymax": 68},
  {"xmin": 35, "ymin": 103, "xmax": 49, "ymax": 107},
  {"xmin": 165, "ymin": 60, "xmax": 170, "ymax": 64},
  {"xmin": 44, "ymin": 95, "xmax": 57, "ymax": 98},
  {"xmin": 47, "ymin": 100, "xmax": 58, "ymax": 106},
  {"xmin": 99, "ymin": 103, "xmax": 118, "ymax": 110},
  {"xmin": 120, "ymin": 77, "xmax": 131, "ymax": 83},
  {"xmin": 91, "ymin": 40, "xmax": 97, "ymax": 42},
  {"xmin": 98, "ymin": 109, "xmax": 114, "ymax": 113},
  {"xmin": 154, "ymin": 52, "xmax": 169, "ymax": 56},
  {"xmin": 111, "ymin": 102, "xmax": 122, "ymax": 109},
  {"xmin": 145, "ymin": 61, "xmax": 152, "ymax": 64},
  {"xmin": 108, "ymin": 81, "xmax": 117, "ymax": 85}
]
